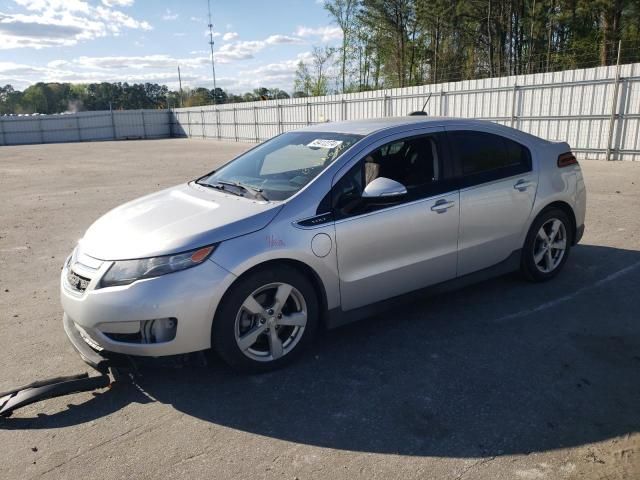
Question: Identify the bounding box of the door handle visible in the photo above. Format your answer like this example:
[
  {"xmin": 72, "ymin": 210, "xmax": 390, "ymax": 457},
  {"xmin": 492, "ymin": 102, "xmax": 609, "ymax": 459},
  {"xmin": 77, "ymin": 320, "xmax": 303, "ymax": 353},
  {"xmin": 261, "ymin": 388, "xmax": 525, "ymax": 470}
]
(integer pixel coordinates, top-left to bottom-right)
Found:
[
  {"xmin": 514, "ymin": 179, "xmax": 534, "ymax": 192},
  {"xmin": 431, "ymin": 199, "xmax": 455, "ymax": 213}
]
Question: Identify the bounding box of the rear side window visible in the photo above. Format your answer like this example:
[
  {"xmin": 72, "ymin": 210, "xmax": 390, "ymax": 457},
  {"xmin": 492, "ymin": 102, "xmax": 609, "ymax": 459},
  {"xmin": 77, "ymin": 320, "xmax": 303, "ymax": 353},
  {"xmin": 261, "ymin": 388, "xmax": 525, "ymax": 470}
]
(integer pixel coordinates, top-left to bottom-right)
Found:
[{"xmin": 449, "ymin": 130, "xmax": 531, "ymax": 186}]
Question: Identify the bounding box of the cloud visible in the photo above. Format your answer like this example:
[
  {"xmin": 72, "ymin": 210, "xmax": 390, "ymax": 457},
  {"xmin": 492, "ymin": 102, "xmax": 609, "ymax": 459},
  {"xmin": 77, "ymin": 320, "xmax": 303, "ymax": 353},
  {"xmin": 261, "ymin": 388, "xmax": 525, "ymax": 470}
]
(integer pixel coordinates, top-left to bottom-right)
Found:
[
  {"xmin": 162, "ymin": 8, "xmax": 178, "ymax": 21},
  {"xmin": 222, "ymin": 31, "xmax": 238, "ymax": 41},
  {"xmin": 295, "ymin": 25, "xmax": 342, "ymax": 42},
  {"xmin": 220, "ymin": 52, "xmax": 312, "ymax": 92},
  {"xmin": 265, "ymin": 34, "xmax": 302, "ymax": 45},
  {"xmin": 73, "ymin": 54, "xmax": 209, "ymax": 70},
  {"xmin": 214, "ymin": 34, "xmax": 303, "ymax": 64},
  {"xmin": 0, "ymin": 51, "xmax": 311, "ymax": 93},
  {"xmin": 0, "ymin": 55, "xmax": 211, "ymax": 90},
  {"xmin": 0, "ymin": 0, "xmax": 151, "ymax": 49},
  {"xmin": 101, "ymin": 0, "xmax": 134, "ymax": 6}
]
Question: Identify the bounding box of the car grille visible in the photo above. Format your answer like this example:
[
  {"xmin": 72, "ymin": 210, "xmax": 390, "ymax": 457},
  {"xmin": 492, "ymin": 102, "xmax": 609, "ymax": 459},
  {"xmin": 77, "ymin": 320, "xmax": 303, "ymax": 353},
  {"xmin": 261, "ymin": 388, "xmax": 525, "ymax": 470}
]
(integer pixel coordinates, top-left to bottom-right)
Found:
[
  {"xmin": 66, "ymin": 269, "xmax": 91, "ymax": 292},
  {"xmin": 64, "ymin": 246, "xmax": 104, "ymax": 294}
]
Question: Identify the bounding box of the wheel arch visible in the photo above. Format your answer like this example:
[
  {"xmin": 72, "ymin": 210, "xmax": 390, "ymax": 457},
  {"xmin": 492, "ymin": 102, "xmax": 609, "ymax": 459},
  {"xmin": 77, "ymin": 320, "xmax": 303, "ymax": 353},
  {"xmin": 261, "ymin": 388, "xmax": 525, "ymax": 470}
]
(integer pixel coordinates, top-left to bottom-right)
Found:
[
  {"xmin": 536, "ymin": 201, "xmax": 577, "ymax": 244},
  {"xmin": 213, "ymin": 258, "xmax": 330, "ymax": 329},
  {"xmin": 527, "ymin": 200, "xmax": 578, "ymax": 245}
]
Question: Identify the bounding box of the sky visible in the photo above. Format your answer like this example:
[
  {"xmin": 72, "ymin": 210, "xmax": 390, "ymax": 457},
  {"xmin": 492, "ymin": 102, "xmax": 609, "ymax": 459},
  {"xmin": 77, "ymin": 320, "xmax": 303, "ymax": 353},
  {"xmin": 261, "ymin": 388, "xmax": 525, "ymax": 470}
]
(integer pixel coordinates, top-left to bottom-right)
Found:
[{"xmin": 0, "ymin": 0, "xmax": 342, "ymax": 93}]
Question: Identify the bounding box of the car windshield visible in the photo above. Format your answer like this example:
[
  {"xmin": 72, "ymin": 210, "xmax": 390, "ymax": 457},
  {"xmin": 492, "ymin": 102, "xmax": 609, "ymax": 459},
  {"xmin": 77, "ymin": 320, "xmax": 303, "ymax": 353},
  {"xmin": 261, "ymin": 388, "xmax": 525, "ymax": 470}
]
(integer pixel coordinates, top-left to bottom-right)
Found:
[{"xmin": 199, "ymin": 131, "xmax": 363, "ymax": 201}]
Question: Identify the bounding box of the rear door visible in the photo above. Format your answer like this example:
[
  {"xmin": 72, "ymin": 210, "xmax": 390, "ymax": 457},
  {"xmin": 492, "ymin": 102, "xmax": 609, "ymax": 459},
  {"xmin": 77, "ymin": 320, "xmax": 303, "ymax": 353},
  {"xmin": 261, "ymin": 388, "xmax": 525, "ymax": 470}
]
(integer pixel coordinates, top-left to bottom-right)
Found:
[
  {"xmin": 332, "ymin": 129, "xmax": 460, "ymax": 311},
  {"xmin": 447, "ymin": 129, "xmax": 537, "ymax": 276}
]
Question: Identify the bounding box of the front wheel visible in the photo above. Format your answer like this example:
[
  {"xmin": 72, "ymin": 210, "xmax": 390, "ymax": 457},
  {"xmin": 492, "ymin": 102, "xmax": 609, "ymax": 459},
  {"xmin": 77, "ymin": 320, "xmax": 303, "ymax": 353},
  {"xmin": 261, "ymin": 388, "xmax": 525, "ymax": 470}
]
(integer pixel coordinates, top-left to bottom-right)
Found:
[
  {"xmin": 520, "ymin": 208, "xmax": 573, "ymax": 282},
  {"xmin": 211, "ymin": 266, "xmax": 319, "ymax": 373}
]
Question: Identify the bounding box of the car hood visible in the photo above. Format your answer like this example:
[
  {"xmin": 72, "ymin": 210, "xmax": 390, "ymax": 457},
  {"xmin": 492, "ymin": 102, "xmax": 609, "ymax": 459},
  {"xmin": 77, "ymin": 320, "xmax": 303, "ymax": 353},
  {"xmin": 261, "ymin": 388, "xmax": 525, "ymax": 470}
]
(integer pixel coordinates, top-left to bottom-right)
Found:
[{"xmin": 80, "ymin": 182, "xmax": 283, "ymax": 260}]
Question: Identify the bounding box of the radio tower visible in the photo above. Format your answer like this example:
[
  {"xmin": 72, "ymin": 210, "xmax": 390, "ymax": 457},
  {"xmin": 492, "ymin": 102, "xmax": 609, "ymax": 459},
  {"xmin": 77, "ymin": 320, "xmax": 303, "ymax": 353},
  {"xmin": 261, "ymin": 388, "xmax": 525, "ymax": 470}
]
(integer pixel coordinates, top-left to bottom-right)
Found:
[{"xmin": 207, "ymin": 0, "xmax": 218, "ymax": 104}]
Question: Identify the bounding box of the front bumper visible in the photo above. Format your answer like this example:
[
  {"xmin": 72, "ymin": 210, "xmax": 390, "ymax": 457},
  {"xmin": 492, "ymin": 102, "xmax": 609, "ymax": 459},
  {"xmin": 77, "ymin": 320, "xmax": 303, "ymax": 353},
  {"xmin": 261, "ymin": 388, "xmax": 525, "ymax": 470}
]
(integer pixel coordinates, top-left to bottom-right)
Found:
[{"xmin": 61, "ymin": 257, "xmax": 236, "ymax": 357}]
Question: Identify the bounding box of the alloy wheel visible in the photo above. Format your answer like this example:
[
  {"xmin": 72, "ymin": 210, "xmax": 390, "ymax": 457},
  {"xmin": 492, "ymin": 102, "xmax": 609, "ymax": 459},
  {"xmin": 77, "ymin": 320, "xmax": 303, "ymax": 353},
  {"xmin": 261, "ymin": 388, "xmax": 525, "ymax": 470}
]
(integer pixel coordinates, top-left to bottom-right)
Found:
[
  {"xmin": 234, "ymin": 282, "xmax": 308, "ymax": 362},
  {"xmin": 532, "ymin": 218, "xmax": 567, "ymax": 273}
]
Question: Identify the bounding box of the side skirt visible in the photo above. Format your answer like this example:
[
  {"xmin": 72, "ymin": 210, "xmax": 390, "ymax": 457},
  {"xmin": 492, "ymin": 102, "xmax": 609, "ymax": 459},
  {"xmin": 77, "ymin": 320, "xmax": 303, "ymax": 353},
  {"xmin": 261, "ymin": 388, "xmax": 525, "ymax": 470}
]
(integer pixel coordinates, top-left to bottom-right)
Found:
[{"xmin": 326, "ymin": 249, "xmax": 522, "ymax": 329}]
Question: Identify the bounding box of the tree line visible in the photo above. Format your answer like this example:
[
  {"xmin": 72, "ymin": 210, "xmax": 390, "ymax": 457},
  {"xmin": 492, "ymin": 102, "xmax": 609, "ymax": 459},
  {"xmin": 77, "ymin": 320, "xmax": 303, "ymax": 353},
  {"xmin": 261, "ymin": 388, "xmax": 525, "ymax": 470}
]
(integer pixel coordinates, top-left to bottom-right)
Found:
[
  {"xmin": 0, "ymin": 82, "xmax": 294, "ymax": 115},
  {"xmin": 295, "ymin": 0, "xmax": 640, "ymax": 95}
]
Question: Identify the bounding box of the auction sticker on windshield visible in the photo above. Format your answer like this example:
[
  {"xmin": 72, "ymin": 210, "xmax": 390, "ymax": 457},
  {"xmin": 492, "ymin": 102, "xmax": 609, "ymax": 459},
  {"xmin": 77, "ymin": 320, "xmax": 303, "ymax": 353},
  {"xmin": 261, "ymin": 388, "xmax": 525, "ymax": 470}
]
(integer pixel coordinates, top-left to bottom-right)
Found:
[{"xmin": 307, "ymin": 139, "xmax": 344, "ymax": 149}]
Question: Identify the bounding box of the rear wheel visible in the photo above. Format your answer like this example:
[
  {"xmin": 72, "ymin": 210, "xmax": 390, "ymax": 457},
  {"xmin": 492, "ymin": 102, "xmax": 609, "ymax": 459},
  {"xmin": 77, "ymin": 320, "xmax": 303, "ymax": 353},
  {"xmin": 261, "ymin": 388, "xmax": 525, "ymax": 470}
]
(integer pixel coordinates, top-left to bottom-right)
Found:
[
  {"xmin": 212, "ymin": 266, "xmax": 319, "ymax": 372},
  {"xmin": 521, "ymin": 208, "xmax": 572, "ymax": 282}
]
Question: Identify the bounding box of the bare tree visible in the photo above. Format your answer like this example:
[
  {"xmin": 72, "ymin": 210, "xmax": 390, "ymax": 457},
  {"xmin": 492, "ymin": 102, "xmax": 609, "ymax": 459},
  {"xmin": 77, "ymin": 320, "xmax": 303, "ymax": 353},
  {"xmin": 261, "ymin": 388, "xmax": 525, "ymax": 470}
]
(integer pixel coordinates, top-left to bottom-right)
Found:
[
  {"xmin": 311, "ymin": 46, "xmax": 337, "ymax": 96},
  {"xmin": 324, "ymin": 0, "xmax": 359, "ymax": 92}
]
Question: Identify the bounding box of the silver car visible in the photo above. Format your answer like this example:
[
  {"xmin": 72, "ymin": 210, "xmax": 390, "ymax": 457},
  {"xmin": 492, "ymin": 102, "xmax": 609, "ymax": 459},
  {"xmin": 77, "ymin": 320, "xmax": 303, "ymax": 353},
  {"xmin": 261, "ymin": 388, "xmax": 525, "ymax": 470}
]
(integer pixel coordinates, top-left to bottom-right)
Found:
[{"xmin": 61, "ymin": 117, "xmax": 586, "ymax": 372}]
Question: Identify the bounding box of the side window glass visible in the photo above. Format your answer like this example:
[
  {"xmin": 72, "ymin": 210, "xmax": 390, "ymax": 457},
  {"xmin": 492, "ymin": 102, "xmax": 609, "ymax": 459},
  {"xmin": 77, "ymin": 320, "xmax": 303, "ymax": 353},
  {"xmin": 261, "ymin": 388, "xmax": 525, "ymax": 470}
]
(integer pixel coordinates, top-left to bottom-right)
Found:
[
  {"xmin": 332, "ymin": 161, "xmax": 365, "ymax": 217},
  {"xmin": 332, "ymin": 133, "xmax": 447, "ymax": 219},
  {"xmin": 450, "ymin": 130, "xmax": 531, "ymax": 183},
  {"xmin": 503, "ymin": 137, "xmax": 532, "ymax": 170},
  {"xmin": 366, "ymin": 135, "xmax": 441, "ymax": 191}
]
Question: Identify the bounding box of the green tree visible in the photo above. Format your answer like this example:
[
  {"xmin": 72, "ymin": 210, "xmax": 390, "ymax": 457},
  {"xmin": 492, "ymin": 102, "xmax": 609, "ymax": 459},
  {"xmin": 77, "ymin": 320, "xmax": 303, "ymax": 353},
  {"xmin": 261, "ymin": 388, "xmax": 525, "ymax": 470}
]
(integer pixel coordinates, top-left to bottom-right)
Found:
[
  {"xmin": 294, "ymin": 60, "xmax": 313, "ymax": 96},
  {"xmin": 21, "ymin": 84, "xmax": 48, "ymax": 113}
]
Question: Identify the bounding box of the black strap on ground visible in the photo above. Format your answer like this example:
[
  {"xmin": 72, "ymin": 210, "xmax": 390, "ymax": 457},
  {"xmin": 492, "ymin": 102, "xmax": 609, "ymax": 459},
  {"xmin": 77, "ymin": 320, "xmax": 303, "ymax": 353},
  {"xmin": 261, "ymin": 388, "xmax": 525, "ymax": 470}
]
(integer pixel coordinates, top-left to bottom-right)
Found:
[{"xmin": 0, "ymin": 372, "xmax": 112, "ymax": 417}]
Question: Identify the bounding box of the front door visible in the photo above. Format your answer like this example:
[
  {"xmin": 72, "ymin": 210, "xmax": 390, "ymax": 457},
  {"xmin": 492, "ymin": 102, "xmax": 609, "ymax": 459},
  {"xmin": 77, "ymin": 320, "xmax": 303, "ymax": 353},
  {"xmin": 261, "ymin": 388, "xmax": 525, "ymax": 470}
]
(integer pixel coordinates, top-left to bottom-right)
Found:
[{"xmin": 332, "ymin": 131, "xmax": 460, "ymax": 311}]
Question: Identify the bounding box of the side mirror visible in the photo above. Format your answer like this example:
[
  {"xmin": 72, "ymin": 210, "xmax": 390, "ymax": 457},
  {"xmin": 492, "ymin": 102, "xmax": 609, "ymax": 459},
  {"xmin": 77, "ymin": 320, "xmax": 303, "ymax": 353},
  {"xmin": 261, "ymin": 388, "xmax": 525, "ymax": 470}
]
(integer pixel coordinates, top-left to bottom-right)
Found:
[{"xmin": 362, "ymin": 177, "xmax": 407, "ymax": 199}]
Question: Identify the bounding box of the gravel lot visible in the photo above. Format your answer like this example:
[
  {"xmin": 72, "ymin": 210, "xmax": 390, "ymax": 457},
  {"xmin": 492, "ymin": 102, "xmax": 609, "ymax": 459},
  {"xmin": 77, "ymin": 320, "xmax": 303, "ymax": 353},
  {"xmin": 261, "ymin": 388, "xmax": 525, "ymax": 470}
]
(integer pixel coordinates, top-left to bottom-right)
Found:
[{"xmin": 0, "ymin": 138, "xmax": 639, "ymax": 480}]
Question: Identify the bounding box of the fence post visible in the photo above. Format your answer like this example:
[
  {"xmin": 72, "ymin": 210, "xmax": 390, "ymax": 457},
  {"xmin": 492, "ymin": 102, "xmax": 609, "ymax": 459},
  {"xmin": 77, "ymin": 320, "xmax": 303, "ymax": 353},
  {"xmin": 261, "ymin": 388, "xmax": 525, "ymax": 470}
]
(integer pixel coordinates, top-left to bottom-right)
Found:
[
  {"xmin": 111, "ymin": 109, "xmax": 117, "ymax": 139},
  {"xmin": 168, "ymin": 109, "xmax": 173, "ymax": 138},
  {"xmin": 216, "ymin": 109, "xmax": 221, "ymax": 140},
  {"xmin": 75, "ymin": 115, "xmax": 82, "ymax": 141},
  {"xmin": 253, "ymin": 106, "xmax": 259, "ymax": 142},
  {"xmin": 38, "ymin": 116, "xmax": 44, "ymax": 143},
  {"xmin": 510, "ymin": 84, "xmax": 519, "ymax": 128},
  {"xmin": 383, "ymin": 95, "xmax": 389, "ymax": 117},
  {"xmin": 341, "ymin": 98, "xmax": 347, "ymax": 121},
  {"xmin": 277, "ymin": 103, "xmax": 282, "ymax": 135},
  {"xmin": 306, "ymin": 102, "xmax": 311, "ymax": 125},
  {"xmin": 606, "ymin": 40, "xmax": 623, "ymax": 161},
  {"xmin": 0, "ymin": 118, "xmax": 5, "ymax": 146},
  {"xmin": 439, "ymin": 90, "xmax": 447, "ymax": 116},
  {"xmin": 233, "ymin": 107, "xmax": 238, "ymax": 142},
  {"xmin": 201, "ymin": 110, "xmax": 206, "ymax": 139},
  {"xmin": 141, "ymin": 110, "xmax": 147, "ymax": 139},
  {"xmin": 186, "ymin": 111, "xmax": 192, "ymax": 137}
]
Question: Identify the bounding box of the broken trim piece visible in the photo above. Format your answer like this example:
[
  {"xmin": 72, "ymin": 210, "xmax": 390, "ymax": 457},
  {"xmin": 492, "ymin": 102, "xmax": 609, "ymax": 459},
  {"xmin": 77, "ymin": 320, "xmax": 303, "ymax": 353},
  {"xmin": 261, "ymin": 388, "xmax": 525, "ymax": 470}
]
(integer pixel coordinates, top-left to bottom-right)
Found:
[{"xmin": 0, "ymin": 373, "xmax": 111, "ymax": 417}]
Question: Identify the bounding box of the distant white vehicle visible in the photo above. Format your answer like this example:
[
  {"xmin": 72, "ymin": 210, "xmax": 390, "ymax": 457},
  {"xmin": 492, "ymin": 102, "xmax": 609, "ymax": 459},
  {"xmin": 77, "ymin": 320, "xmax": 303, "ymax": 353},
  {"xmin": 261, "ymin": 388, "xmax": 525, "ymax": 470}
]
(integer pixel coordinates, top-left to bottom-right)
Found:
[{"xmin": 61, "ymin": 117, "xmax": 586, "ymax": 372}]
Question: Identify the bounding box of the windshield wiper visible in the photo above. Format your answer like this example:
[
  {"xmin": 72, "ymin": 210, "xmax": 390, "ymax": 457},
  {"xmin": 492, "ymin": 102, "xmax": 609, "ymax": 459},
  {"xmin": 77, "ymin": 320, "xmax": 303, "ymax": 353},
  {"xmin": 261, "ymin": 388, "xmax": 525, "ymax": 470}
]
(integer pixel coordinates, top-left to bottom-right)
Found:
[
  {"xmin": 196, "ymin": 181, "xmax": 243, "ymax": 197},
  {"xmin": 215, "ymin": 180, "xmax": 269, "ymax": 201}
]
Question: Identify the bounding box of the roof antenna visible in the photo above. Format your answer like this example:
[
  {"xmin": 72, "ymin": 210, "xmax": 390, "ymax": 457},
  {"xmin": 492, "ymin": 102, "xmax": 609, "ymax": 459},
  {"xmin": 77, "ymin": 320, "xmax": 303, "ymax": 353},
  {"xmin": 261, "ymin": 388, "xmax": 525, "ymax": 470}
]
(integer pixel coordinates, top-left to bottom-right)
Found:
[{"xmin": 409, "ymin": 93, "xmax": 432, "ymax": 116}]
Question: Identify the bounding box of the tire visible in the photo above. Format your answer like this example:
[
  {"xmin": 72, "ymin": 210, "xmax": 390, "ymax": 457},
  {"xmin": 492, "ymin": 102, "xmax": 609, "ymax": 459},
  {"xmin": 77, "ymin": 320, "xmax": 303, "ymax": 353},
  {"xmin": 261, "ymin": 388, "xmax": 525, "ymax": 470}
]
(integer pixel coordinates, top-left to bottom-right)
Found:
[
  {"xmin": 211, "ymin": 265, "xmax": 319, "ymax": 373},
  {"xmin": 520, "ymin": 208, "xmax": 573, "ymax": 282}
]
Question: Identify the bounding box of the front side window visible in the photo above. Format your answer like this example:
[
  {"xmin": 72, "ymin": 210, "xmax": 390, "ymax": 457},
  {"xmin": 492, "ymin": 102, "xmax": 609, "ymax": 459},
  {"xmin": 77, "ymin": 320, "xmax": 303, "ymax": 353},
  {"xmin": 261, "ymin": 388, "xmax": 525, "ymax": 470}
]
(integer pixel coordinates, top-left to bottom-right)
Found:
[
  {"xmin": 199, "ymin": 131, "xmax": 362, "ymax": 201},
  {"xmin": 331, "ymin": 133, "xmax": 447, "ymax": 218}
]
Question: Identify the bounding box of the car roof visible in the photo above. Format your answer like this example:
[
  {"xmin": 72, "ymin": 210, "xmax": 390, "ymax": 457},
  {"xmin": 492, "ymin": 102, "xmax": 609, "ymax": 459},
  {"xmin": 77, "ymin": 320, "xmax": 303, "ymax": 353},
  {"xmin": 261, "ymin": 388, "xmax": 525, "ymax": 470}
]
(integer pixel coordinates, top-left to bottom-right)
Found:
[{"xmin": 298, "ymin": 116, "xmax": 549, "ymax": 145}]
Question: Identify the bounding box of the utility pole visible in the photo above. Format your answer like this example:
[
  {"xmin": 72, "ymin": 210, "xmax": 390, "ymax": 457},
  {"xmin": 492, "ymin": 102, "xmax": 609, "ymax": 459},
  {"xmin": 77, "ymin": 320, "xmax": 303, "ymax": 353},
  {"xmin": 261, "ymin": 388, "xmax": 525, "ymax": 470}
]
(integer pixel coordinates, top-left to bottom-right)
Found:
[
  {"xmin": 207, "ymin": 0, "xmax": 218, "ymax": 104},
  {"xmin": 177, "ymin": 65, "xmax": 184, "ymax": 108}
]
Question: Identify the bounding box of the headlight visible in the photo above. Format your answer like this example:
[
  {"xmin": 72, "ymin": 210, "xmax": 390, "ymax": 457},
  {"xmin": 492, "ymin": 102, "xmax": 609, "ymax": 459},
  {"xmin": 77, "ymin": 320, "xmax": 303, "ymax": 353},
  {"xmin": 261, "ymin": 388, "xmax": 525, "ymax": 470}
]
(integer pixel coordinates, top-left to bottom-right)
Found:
[{"xmin": 100, "ymin": 245, "xmax": 216, "ymax": 288}]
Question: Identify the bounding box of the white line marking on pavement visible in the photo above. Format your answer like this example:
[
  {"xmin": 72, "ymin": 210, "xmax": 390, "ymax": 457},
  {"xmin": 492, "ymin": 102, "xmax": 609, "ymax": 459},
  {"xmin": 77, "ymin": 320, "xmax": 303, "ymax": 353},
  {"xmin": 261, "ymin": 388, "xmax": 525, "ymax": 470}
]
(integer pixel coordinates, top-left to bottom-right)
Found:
[{"xmin": 494, "ymin": 260, "xmax": 640, "ymax": 323}]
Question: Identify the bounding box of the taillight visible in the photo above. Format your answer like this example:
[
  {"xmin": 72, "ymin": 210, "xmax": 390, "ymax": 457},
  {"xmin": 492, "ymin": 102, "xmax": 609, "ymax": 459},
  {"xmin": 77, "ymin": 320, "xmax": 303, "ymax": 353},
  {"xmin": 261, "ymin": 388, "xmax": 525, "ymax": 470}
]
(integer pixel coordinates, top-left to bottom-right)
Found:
[{"xmin": 558, "ymin": 152, "xmax": 578, "ymax": 167}]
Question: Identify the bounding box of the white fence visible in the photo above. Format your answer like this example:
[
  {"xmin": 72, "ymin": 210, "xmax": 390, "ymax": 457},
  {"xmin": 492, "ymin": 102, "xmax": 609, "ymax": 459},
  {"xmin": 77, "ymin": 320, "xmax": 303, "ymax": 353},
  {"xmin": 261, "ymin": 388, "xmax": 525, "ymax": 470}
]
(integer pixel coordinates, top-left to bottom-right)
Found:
[
  {"xmin": 2, "ymin": 62, "xmax": 640, "ymax": 160},
  {"xmin": 0, "ymin": 109, "xmax": 170, "ymax": 145}
]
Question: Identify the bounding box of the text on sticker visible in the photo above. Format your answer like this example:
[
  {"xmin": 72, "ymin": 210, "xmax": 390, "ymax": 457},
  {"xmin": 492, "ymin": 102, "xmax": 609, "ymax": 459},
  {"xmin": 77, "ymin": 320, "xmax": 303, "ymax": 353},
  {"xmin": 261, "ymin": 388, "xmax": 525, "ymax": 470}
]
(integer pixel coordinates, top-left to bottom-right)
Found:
[{"xmin": 307, "ymin": 139, "xmax": 344, "ymax": 149}]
